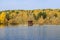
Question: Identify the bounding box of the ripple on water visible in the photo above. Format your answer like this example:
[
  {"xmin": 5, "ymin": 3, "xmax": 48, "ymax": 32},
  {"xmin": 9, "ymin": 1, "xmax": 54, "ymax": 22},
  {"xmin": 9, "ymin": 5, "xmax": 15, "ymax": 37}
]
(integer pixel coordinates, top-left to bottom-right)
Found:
[{"xmin": 0, "ymin": 25, "xmax": 60, "ymax": 40}]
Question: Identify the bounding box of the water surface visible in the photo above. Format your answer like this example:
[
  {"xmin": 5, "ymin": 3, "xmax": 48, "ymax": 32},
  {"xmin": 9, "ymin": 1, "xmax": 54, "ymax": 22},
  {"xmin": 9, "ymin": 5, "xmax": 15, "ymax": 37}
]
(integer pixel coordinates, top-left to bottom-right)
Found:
[{"xmin": 0, "ymin": 25, "xmax": 60, "ymax": 40}]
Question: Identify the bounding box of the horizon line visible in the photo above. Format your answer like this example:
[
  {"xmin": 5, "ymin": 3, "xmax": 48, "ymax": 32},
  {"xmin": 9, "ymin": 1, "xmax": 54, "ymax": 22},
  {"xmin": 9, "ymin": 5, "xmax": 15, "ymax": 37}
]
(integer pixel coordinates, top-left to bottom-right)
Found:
[{"xmin": 0, "ymin": 8, "xmax": 60, "ymax": 11}]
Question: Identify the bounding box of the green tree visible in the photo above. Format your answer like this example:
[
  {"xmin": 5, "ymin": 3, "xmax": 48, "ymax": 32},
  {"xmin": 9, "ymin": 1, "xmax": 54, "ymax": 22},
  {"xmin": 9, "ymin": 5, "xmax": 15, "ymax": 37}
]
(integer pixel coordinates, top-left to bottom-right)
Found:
[
  {"xmin": 16, "ymin": 11, "xmax": 19, "ymax": 14},
  {"xmin": 0, "ymin": 12, "xmax": 2, "ymax": 14},
  {"xmin": 33, "ymin": 14, "xmax": 37, "ymax": 20},
  {"xmin": 6, "ymin": 12, "xmax": 10, "ymax": 20},
  {"xmin": 54, "ymin": 13, "xmax": 57, "ymax": 17},
  {"xmin": 33, "ymin": 12, "xmax": 47, "ymax": 20},
  {"xmin": 41, "ymin": 12, "xmax": 47, "ymax": 19},
  {"xmin": 33, "ymin": 12, "xmax": 41, "ymax": 20},
  {"xmin": 11, "ymin": 10, "xmax": 15, "ymax": 13}
]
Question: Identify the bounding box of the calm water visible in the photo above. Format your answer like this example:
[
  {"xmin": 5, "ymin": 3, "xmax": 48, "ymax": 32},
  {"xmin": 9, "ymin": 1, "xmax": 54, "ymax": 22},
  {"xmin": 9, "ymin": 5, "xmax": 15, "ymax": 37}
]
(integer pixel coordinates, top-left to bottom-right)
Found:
[{"xmin": 0, "ymin": 25, "xmax": 60, "ymax": 40}]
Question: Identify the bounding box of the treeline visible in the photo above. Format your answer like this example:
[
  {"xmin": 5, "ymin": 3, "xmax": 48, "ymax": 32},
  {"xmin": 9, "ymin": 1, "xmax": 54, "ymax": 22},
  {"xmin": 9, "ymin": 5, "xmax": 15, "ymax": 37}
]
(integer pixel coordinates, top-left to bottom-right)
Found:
[{"xmin": 0, "ymin": 9, "xmax": 60, "ymax": 25}]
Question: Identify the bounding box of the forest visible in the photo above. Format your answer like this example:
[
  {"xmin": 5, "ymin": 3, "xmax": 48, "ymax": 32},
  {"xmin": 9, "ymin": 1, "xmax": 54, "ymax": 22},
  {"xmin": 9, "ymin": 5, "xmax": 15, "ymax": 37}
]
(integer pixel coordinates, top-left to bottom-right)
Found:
[{"xmin": 0, "ymin": 9, "xmax": 60, "ymax": 25}]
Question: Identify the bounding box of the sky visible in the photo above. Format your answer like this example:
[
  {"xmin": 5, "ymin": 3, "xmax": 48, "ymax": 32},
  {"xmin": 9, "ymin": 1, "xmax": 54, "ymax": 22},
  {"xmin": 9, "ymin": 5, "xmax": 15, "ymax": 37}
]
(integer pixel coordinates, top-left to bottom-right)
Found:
[{"xmin": 0, "ymin": 0, "xmax": 60, "ymax": 10}]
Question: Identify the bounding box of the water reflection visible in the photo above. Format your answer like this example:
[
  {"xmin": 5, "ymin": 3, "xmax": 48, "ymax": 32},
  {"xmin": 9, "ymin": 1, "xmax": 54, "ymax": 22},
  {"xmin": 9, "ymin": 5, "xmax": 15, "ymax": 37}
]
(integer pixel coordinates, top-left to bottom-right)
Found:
[
  {"xmin": 0, "ymin": 25, "xmax": 60, "ymax": 40},
  {"xmin": 0, "ymin": 24, "xmax": 6, "ymax": 28}
]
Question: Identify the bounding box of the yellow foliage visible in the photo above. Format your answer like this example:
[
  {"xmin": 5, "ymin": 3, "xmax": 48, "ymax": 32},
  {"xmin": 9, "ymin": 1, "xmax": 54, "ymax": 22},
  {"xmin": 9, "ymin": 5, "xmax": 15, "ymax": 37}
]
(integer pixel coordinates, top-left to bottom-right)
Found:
[
  {"xmin": 0, "ymin": 9, "xmax": 60, "ymax": 25},
  {"xmin": 0, "ymin": 12, "xmax": 6, "ymax": 23},
  {"xmin": 38, "ymin": 16, "xmax": 45, "ymax": 25},
  {"xmin": 33, "ymin": 10, "xmax": 40, "ymax": 16},
  {"xmin": 22, "ymin": 12, "xmax": 28, "ymax": 21}
]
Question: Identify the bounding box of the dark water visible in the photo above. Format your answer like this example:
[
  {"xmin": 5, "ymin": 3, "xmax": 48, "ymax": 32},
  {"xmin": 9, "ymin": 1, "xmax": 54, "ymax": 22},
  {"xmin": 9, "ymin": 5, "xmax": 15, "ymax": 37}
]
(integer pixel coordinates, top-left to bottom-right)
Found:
[{"xmin": 0, "ymin": 25, "xmax": 60, "ymax": 40}]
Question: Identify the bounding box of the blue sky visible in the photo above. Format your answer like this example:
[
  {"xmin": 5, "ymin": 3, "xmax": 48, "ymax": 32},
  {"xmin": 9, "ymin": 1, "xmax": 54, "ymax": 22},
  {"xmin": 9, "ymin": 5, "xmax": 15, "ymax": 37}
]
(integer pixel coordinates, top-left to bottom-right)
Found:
[{"xmin": 0, "ymin": 0, "xmax": 60, "ymax": 10}]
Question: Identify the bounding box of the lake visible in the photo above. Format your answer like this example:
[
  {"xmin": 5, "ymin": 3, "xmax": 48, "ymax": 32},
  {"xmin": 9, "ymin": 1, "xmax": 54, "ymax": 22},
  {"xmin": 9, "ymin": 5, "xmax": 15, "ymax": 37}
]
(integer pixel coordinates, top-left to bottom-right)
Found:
[{"xmin": 0, "ymin": 25, "xmax": 60, "ymax": 40}]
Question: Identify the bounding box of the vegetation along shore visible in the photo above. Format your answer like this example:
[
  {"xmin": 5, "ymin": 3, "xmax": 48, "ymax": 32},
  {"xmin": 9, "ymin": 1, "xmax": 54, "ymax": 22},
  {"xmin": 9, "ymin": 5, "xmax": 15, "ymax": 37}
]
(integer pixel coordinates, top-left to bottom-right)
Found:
[{"xmin": 0, "ymin": 9, "xmax": 60, "ymax": 25}]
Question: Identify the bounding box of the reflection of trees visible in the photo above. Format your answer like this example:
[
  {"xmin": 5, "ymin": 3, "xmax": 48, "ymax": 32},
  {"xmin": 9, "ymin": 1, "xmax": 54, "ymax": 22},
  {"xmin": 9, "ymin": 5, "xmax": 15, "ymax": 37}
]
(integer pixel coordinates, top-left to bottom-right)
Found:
[{"xmin": 0, "ymin": 24, "xmax": 5, "ymax": 28}]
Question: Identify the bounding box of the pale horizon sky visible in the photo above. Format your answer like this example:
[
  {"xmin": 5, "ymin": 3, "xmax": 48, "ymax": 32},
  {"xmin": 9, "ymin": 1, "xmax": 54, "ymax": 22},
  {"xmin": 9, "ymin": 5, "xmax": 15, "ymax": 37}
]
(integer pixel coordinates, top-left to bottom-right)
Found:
[{"xmin": 0, "ymin": 0, "xmax": 60, "ymax": 11}]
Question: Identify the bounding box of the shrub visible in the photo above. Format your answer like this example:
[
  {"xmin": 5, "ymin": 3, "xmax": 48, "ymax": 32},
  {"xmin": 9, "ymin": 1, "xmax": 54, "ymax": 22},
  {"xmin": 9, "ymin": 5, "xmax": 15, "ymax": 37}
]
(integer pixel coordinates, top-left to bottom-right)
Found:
[
  {"xmin": 16, "ymin": 11, "xmax": 19, "ymax": 14},
  {"xmin": 54, "ymin": 13, "xmax": 57, "ymax": 17},
  {"xmin": 0, "ymin": 12, "xmax": 2, "ymax": 14},
  {"xmin": 33, "ymin": 14, "xmax": 37, "ymax": 20},
  {"xmin": 37, "ymin": 12, "xmax": 42, "ymax": 19},
  {"xmin": 33, "ymin": 12, "xmax": 42, "ymax": 20},
  {"xmin": 6, "ymin": 12, "xmax": 10, "ymax": 20},
  {"xmin": 41, "ymin": 12, "xmax": 47, "ymax": 19}
]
